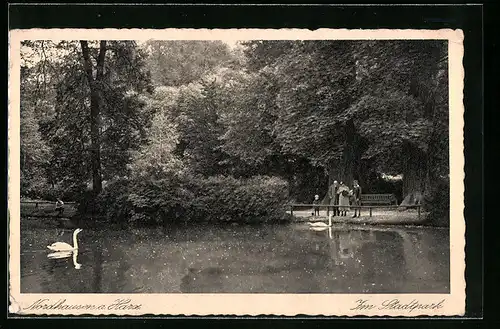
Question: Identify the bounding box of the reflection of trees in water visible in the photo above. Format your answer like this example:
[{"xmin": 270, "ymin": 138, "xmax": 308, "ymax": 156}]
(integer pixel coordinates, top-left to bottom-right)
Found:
[
  {"xmin": 21, "ymin": 253, "xmax": 55, "ymax": 293},
  {"xmin": 141, "ymin": 226, "xmax": 447, "ymax": 293},
  {"xmin": 21, "ymin": 225, "xmax": 449, "ymax": 293},
  {"xmin": 20, "ymin": 228, "xmax": 71, "ymax": 292},
  {"xmin": 92, "ymin": 246, "xmax": 103, "ymax": 292},
  {"xmin": 179, "ymin": 228, "xmax": 329, "ymax": 293},
  {"xmin": 39, "ymin": 252, "xmax": 93, "ymax": 293},
  {"xmin": 102, "ymin": 231, "xmax": 184, "ymax": 293},
  {"xmin": 92, "ymin": 235, "xmax": 131, "ymax": 293},
  {"xmin": 180, "ymin": 267, "xmax": 224, "ymax": 293},
  {"xmin": 324, "ymin": 227, "xmax": 449, "ymax": 293},
  {"xmin": 397, "ymin": 229, "xmax": 449, "ymax": 291},
  {"xmin": 111, "ymin": 257, "xmax": 132, "ymax": 292},
  {"xmin": 327, "ymin": 229, "xmax": 409, "ymax": 292},
  {"xmin": 357, "ymin": 232, "xmax": 408, "ymax": 290},
  {"xmin": 179, "ymin": 265, "xmax": 323, "ymax": 293},
  {"xmin": 178, "ymin": 226, "xmax": 445, "ymax": 293}
]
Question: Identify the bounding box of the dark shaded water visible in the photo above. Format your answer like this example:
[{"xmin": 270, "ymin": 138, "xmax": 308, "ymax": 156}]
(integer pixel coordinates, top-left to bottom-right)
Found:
[{"xmin": 20, "ymin": 220, "xmax": 449, "ymax": 293}]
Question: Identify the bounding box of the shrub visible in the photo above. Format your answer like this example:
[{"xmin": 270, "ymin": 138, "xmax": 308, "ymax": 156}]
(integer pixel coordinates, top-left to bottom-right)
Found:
[
  {"xmin": 78, "ymin": 177, "xmax": 181, "ymax": 224},
  {"xmin": 94, "ymin": 178, "xmax": 134, "ymax": 221},
  {"xmin": 79, "ymin": 174, "xmax": 290, "ymax": 225},
  {"xmin": 188, "ymin": 175, "xmax": 289, "ymax": 223},
  {"xmin": 127, "ymin": 175, "xmax": 195, "ymax": 224}
]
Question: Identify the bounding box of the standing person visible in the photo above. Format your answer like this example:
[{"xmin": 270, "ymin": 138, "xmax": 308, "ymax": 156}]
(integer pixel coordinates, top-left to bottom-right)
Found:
[
  {"xmin": 328, "ymin": 180, "xmax": 339, "ymax": 216},
  {"xmin": 337, "ymin": 182, "xmax": 350, "ymax": 216},
  {"xmin": 352, "ymin": 180, "xmax": 362, "ymax": 218},
  {"xmin": 55, "ymin": 198, "xmax": 64, "ymax": 216},
  {"xmin": 312, "ymin": 194, "xmax": 321, "ymax": 217}
]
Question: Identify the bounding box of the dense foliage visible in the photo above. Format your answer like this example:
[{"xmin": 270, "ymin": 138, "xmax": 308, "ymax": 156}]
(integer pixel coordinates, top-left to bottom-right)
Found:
[
  {"xmin": 84, "ymin": 175, "xmax": 289, "ymax": 224},
  {"xmin": 20, "ymin": 39, "xmax": 449, "ymax": 225},
  {"xmin": 20, "ymin": 40, "xmax": 153, "ymax": 199}
]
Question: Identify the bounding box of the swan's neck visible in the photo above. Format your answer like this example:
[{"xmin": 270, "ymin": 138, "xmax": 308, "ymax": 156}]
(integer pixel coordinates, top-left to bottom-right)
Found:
[{"xmin": 73, "ymin": 231, "xmax": 79, "ymax": 249}]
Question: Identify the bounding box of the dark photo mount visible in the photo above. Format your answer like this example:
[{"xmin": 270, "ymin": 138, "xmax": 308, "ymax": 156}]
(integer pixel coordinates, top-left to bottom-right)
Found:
[{"xmin": 5, "ymin": 2, "xmax": 484, "ymax": 325}]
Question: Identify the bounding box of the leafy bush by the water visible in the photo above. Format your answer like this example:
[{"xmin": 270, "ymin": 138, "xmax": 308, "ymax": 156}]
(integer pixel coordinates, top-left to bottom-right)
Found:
[
  {"xmin": 94, "ymin": 178, "xmax": 134, "ymax": 220},
  {"xmin": 82, "ymin": 174, "xmax": 289, "ymax": 224},
  {"xmin": 188, "ymin": 175, "xmax": 289, "ymax": 223}
]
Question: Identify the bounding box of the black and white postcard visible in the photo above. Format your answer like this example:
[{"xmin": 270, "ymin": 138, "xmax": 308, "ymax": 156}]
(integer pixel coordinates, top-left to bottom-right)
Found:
[{"xmin": 8, "ymin": 28, "xmax": 465, "ymax": 316}]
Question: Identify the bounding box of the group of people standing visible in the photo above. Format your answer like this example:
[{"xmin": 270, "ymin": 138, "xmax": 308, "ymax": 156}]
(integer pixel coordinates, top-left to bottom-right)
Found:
[
  {"xmin": 329, "ymin": 180, "xmax": 362, "ymax": 217},
  {"xmin": 312, "ymin": 180, "xmax": 362, "ymax": 218}
]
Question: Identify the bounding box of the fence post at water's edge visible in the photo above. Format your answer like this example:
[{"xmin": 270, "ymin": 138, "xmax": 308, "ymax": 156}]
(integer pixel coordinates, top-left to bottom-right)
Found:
[
  {"xmin": 290, "ymin": 205, "xmax": 294, "ymax": 217},
  {"xmin": 369, "ymin": 207, "xmax": 372, "ymax": 217}
]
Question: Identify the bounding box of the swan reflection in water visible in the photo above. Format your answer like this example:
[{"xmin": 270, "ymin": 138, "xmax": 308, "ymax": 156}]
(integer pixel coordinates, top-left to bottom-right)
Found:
[
  {"xmin": 47, "ymin": 229, "xmax": 83, "ymax": 269},
  {"xmin": 47, "ymin": 249, "xmax": 82, "ymax": 269},
  {"xmin": 308, "ymin": 214, "xmax": 333, "ymax": 229}
]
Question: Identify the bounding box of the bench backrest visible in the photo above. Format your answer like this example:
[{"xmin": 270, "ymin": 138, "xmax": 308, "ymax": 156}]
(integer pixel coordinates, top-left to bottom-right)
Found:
[
  {"xmin": 361, "ymin": 194, "xmax": 395, "ymax": 199},
  {"xmin": 360, "ymin": 194, "xmax": 397, "ymax": 205}
]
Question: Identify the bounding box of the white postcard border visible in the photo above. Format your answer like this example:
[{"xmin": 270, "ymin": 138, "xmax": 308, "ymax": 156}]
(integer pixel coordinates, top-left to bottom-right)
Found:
[{"xmin": 8, "ymin": 28, "xmax": 465, "ymax": 317}]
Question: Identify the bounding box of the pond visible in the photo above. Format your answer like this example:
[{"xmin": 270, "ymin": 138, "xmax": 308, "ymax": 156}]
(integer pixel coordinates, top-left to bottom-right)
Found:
[{"xmin": 20, "ymin": 220, "xmax": 449, "ymax": 293}]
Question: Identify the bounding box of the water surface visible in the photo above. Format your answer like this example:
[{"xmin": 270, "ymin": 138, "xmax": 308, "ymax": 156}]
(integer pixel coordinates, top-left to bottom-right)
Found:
[{"xmin": 20, "ymin": 220, "xmax": 449, "ymax": 293}]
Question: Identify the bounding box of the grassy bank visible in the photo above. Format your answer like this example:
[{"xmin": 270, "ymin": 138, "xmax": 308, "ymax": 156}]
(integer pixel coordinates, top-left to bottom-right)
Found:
[
  {"xmin": 20, "ymin": 199, "xmax": 445, "ymax": 228},
  {"xmin": 289, "ymin": 208, "xmax": 436, "ymax": 226},
  {"xmin": 20, "ymin": 201, "xmax": 78, "ymax": 218}
]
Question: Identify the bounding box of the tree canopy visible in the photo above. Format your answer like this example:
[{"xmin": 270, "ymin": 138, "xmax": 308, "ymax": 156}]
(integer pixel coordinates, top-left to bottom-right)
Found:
[{"xmin": 19, "ymin": 39, "xmax": 449, "ymax": 224}]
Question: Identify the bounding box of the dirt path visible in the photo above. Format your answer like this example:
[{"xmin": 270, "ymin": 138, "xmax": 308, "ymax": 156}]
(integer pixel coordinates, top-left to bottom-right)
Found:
[{"xmin": 289, "ymin": 208, "xmax": 427, "ymax": 225}]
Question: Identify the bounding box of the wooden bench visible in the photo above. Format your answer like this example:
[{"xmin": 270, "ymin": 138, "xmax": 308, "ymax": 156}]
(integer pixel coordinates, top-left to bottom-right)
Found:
[{"xmin": 360, "ymin": 194, "xmax": 398, "ymax": 206}]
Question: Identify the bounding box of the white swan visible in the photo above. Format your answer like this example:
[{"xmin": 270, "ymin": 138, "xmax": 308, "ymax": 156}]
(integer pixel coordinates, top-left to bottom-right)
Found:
[
  {"xmin": 309, "ymin": 214, "xmax": 333, "ymax": 230},
  {"xmin": 47, "ymin": 228, "xmax": 82, "ymax": 252}
]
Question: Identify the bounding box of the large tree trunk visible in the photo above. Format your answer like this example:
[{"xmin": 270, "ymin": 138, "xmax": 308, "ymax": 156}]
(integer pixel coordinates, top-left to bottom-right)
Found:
[
  {"xmin": 327, "ymin": 119, "xmax": 363, "ymax": 194},
  {"xmin": 327, "ymin": 162, "xmax": 341, "ymax": 190},
  {"xmin": 400, "ymin": 143, "xmax": 427, "ymax": 206},
  {"xmin": 92, "ymin": 247, "xmax": 103, "ymax": 292},
  {"xmin": 339, "ymin": 119, "xmax": 358, "ymax": 186},
  {"xmin": 81, "ymin": 41, "xmax": 107, "ymax": 195}
]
